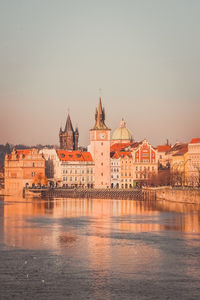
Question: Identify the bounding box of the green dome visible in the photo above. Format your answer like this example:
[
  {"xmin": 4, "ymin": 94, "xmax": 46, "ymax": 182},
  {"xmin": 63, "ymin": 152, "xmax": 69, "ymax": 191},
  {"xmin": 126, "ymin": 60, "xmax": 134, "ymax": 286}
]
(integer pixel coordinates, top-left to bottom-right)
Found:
[{"xmin": 112, "ymin": 119, "xmax": 133, "ymax": 141}]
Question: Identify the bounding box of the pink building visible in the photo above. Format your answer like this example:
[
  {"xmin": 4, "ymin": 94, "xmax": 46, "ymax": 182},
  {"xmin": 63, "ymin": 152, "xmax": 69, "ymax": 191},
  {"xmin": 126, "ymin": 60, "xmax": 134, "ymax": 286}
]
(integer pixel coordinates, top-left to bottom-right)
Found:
[{"xmin": 90, "ymin": 98, "xmax": 111, "ymax": 188}]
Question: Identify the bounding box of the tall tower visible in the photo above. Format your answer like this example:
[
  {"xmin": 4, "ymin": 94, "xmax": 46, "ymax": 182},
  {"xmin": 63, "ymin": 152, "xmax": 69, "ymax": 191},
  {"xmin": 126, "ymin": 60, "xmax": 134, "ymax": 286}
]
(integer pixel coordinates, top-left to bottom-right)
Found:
[
  {"xmin": 59, "ymin": 113, "xmax": 79, "ymax": 150},
  {"xmin": 90, "ymin": 97, "xmax": 111, "ymax": 188}
]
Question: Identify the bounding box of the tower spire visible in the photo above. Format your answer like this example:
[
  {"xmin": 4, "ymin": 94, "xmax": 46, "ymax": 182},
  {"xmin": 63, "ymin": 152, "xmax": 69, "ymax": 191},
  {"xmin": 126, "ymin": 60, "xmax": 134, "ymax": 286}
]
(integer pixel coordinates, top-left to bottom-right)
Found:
[{"xmin": 93, "ymin": 97, "xmax": 108, "ymax": 130}]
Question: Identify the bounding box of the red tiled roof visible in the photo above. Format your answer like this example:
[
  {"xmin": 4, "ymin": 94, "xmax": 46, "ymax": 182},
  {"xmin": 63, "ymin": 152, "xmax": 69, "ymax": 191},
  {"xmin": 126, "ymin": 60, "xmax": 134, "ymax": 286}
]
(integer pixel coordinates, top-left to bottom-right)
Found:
[
  {"xmin": 156, "ymin": 145, "xmax": 171, "ymax": 152},
  {"xmin": 57, "ymin": 150, "xmax": 93, "ymax": 162},
  {"xmin": 110, "ymin": 143, "xmax": 132, "ymax": 152},
  {"xmin": 7, "ymin": 149, "xmax": 32, "ymax": 160},
  {"xmin": 190, "ymin": 138, "xmax": 200, "ymax": 144},
  {"xmin": 111, "ymin": 150, "xmax": 132, "ymax": 159}
]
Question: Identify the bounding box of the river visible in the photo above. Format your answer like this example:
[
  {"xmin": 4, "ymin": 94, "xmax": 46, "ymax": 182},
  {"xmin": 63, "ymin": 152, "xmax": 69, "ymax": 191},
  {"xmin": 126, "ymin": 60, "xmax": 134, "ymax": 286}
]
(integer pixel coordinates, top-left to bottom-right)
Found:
[{"xmin": 0, "ymin": 195, "xmax": 200, "ymax": 299}]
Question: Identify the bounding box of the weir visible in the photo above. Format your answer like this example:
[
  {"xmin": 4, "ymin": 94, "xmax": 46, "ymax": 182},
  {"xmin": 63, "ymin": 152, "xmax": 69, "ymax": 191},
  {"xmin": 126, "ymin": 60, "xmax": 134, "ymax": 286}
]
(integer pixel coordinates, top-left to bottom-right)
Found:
[{"xmin": 24, "ymin": 187, "xmax": 144, "ymax": 200}]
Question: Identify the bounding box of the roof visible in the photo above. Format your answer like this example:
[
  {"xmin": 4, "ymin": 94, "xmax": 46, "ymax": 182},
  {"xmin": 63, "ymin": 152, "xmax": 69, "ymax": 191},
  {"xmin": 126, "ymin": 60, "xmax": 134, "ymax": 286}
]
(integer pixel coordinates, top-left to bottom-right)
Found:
[
  {"xmin": 172, "ymin": 144, "xmax": 188, "ymax": 156},
  {"xmin": 167, "ymin": 143, "xmax": 188, "ymax": 154},
  {"xmin": 190, "ymin": 138, "xmax": 200, "ymax": 144},
  {"xmin": 111, "ymin": 151, "xmax": 132, "ymax": 159},
  {"xmin": 110, "ymin": 143, "xmax": 132, "ymax": 152},
  {"xmin": 7, "ymin": 149, "xmax": 34, "ymax": 160},
  {"xmin": 57, "ymin": 150, "xmax": 93, "ymax": 162},
  {"xmin": 156, "ymin": 145, "xmax": 171, "ymax": 152}
]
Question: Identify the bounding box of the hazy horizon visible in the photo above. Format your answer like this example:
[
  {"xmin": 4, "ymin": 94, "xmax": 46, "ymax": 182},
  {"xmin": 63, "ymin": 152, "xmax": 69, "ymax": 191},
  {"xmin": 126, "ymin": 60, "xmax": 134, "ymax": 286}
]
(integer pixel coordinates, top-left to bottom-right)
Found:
[{"xmin": 0, "ymin": 0, "xmax": 199, "ymax": 147}]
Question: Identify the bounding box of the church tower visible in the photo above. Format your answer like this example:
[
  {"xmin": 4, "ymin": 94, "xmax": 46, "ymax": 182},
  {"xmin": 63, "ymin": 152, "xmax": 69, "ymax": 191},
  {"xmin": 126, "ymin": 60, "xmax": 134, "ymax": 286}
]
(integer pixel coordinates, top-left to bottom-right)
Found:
[
  {"xmin": 59, "ymin": 113, "xmax": 79, "ymax": 150},
  {"xmin": 90, "ymin": 97, "xmax": 111, "ymax": 188}
]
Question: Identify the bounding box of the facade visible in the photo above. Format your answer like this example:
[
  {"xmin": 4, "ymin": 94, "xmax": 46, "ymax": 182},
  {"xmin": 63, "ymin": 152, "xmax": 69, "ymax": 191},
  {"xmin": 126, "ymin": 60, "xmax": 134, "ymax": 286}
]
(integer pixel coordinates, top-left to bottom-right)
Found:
[
  {"xmin": 110, "ymin": 140, "xmax": 158, "ymax": 188},
  {"xmin": 156, "ymin": 145, "xmax": 171, "ymax": 168},
  {"xmin": 131, "ymin": 140, "xmax": 158, "ymax": 186},
  {"xmin": 56, "ymin": 150, "xmax": 94, "ymax": 188},
  {"xmin": 4, "ymin": 148, "xmax": 46, "ymax": 193},
  {"xmin": 39, "ymin": 148, "xmax": 60, "ymax": 181},
  {"xmin": 187, "ymin": 138, "xmax": 200, "ymax": 186},
  {"xmin": 120, "ymin": 152, "xmax": 133, "ymax": 188},
  {"xmin": 59, "ymin": 114, "xmax": 79, "ymax": 150},
  {"xmin": 171, "ymin": 148, "xmax": 188, "ymax": 186},
  {"xmin": 111, "ymin": 119, "xmax": 133, "ymax": 145},
  {"xmin": 90, "ymin": 98, "xmax": 111, "ymax": 188},
  {"xmin": 110, "ymin": 152, "xmax": 121, "ymax": 188}
]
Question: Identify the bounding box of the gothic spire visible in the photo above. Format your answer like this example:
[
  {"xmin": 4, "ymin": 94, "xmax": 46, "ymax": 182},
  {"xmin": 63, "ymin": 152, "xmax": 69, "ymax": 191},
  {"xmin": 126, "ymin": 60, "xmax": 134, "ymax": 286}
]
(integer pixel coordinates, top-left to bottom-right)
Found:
[
  {"xmin": 93, "ymin": 97, "xmax": 109, "ymax": 130},
  {"xmin": 65, "ymin": 113, "xmax": 74, "ymax": 132}
]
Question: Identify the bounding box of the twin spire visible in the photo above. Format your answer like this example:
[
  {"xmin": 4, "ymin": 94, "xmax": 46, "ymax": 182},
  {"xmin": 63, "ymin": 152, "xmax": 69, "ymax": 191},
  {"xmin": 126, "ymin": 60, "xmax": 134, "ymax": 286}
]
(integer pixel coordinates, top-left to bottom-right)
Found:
[{"xmin": 93, "ymin": 97, "xmax": 109, "ymax": 130}]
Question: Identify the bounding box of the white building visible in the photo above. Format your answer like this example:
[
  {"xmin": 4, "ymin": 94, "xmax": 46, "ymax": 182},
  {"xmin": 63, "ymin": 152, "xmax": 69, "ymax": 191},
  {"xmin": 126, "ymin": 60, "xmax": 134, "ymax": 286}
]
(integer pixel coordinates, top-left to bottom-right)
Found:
[
  {"xmin": 57, "ymin": 150, "xmax": 94, "ymax": 188},
  {"xmin": 39, "ymin": 148, "xmax": 60, "ymax": 181}
]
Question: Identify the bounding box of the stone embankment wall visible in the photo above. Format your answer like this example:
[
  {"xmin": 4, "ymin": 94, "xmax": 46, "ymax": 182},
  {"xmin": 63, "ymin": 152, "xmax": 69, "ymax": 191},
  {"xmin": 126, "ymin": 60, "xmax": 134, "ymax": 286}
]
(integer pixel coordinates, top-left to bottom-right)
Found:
[{"xmin": 143, "ymin": 187, "xmax": 200, "ymax": 204}]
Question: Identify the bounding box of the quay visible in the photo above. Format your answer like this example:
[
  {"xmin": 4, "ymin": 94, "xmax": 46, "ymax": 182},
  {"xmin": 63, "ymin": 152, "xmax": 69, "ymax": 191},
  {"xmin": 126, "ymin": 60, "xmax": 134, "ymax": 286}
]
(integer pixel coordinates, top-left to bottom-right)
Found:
[{"xmin": 143, "ymin": 186, "xmax": 200, "ymax": 204}]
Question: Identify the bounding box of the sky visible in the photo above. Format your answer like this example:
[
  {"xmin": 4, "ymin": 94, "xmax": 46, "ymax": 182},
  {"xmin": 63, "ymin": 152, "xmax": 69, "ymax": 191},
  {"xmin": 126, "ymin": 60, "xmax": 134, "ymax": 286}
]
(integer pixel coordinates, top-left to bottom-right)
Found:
[{"xmin": 0, "ymin": 0, "xmax": 199, "ymax": 147}]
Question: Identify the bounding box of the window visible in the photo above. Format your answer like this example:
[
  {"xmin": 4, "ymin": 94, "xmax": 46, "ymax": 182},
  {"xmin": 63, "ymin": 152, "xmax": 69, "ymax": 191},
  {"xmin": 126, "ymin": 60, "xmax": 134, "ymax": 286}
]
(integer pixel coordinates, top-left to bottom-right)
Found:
[
  {"xmin": 101, "ymin": 162, "xmax": 103, "ymax": 166},
  {"xmin": 33, "ymin": 162, "xmax": 35, "ymax": 167},
  {"xmin": 101, "ymin": 142, "xmax": 103, "ymax": 146},
  {"xmin": 75, "ymin": 177, "xmax": 77, "ymax": 181},
  {"xmin": 101, "ymin": 152, "xmax": 103, "ymax": 156},
  {"xmin": 101, "ymin": 173, "xmax": 103, "ymax": 176},
  {"xmin": 32, "ymin": 172, "xmax": 35, "ymax": 177}
]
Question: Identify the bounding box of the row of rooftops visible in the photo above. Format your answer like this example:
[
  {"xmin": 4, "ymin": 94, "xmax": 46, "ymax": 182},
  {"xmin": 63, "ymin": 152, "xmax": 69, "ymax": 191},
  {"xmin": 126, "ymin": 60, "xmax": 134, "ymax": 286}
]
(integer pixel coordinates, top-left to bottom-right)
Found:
[{"xmin": 5, "ymin": 138, "xmax": 200, "ymax": 161}]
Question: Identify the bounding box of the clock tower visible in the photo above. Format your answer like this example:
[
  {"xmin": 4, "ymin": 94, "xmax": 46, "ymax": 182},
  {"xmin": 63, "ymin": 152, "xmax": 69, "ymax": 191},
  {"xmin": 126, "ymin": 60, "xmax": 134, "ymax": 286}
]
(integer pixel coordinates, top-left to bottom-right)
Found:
[{"xmin": 90, "ymin": 97, "xmax": 111, "ymax": 188}]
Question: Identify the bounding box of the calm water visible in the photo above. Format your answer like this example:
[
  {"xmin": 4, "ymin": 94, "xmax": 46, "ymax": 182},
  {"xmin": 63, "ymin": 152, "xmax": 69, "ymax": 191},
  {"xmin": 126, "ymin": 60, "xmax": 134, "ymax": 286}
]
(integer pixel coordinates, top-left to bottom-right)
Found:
[{"xmin": 1, "ymin": 196, "xmax": 200, "ymax": 299}]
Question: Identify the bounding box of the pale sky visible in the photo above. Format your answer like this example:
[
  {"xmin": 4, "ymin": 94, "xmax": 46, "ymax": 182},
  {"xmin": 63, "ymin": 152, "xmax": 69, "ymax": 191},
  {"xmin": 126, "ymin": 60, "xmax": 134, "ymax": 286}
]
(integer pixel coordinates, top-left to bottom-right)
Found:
[{"xmin": 0, "ymin": 0, "xmax": 199, "ymax": 147}]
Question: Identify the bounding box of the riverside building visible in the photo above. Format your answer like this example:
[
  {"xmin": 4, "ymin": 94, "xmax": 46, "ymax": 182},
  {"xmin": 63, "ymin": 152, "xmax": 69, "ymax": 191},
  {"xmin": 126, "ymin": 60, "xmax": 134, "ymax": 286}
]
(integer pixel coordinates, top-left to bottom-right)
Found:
[
  {"xmin": 4, "ymin": 148, "xmax": 46, "ymax": 193},
  {"xmin": 56, "ymin": 150, "xmax": 94, "ymax": 188}
]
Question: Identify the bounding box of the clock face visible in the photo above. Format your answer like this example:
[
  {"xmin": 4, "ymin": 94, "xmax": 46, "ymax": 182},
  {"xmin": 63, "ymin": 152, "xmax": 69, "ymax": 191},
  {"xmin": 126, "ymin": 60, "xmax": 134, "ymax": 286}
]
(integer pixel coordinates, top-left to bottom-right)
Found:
[{"xmin": 100, "ymin": 133, "xmax": 105, "ymax": 139}]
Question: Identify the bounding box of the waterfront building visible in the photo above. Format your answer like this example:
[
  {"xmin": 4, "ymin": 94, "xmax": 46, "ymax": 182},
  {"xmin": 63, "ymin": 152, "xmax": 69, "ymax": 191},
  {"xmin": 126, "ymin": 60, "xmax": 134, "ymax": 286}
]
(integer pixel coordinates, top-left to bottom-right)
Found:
[
  {"xmin": 110, "ymin": 152, "xmax": 121, "ymax": 188},
  {"xmin": 131, "ymin": 140, "xmax": 158, "ymax": 186},
  {"xmin": 187, "ymin": 138, "xmax": 200, "ymax": 186},
  {"xmin": 56, "ymin": 150, "xmax": 94, "ymax": 188},
  {"xmin": 59, "ymin": 113, "xmax": 79, "ymax": 150},
  {"xmin": 170, "ymin": 145, "xmax": 188, "ymax": 186},
  {"xmin": 165, "ymin": 142, "xmax": 188, "ymax": 167},
  {"xmin": 156, "ymin": 144, "xmax": 171, "ymax": 168},
  {"xmin": 111, "ymin": 119, "xmax": 133, "ymax": 145},
  {"xmin": 110, "ymin": 140, "xmax": 158, "ymax": 187},
  {"xmin": 120, "ymin": 151, "xmax": 133, "ymax": 188},
  {"xmin": 39, "ymin": 148, "xmax": 60, "ymax": 182},
  {"xmin": 4, "ymin": 148, "xmax": 46, "ymax": 193},
  {"xmin": 89, "ymin": 98, "xmax": 111, "ymax": 188}
]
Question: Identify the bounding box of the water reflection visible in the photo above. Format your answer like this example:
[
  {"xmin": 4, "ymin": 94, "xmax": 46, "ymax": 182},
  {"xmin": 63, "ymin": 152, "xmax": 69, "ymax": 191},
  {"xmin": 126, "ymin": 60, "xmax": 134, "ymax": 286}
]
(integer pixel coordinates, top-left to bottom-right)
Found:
[
  {"xmin": 1, "ymin": 196, "xmax": 200, "ymax": 299},
  {"xmin": 1, "ymin": 196, "xmax": 200, "ymax": 252}
]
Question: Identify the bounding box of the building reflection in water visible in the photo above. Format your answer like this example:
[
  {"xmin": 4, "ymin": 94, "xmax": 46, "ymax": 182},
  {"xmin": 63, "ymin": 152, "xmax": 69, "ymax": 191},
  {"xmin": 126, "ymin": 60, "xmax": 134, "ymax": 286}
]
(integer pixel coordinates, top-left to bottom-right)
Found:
[{"xmin": 1, "ymin": 196, "xmax": 200, "ymax": 255}]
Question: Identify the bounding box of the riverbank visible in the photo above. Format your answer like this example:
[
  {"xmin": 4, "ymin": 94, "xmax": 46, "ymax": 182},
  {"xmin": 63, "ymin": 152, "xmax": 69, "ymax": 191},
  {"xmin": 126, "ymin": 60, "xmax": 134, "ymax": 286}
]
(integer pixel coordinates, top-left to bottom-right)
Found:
[{"xmin": 143, "ymin": 187, "xmax": 200, "ymax": 204}]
